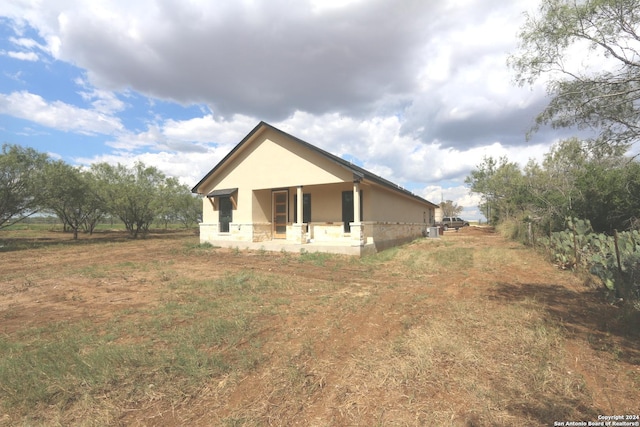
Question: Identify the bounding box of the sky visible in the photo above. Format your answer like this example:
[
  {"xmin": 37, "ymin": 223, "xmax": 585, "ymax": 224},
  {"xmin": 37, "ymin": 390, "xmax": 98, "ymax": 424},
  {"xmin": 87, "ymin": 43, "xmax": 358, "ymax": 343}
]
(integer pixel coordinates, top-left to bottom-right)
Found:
[{"xmin": 0, "ymin": 0, "xmax": 576, "ymax": 220}]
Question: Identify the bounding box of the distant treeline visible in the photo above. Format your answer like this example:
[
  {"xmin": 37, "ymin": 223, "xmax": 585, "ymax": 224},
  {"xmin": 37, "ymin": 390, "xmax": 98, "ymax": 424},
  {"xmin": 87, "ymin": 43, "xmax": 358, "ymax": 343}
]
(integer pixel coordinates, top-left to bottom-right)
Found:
[
  {"xmin": 1, "ymin": 144, "xmax": 201, "ymax": 238},
  {"xmin": 15, "ymin": 216, "xmax": 195, "ymax": 229},
  {"xmin": 465, "ymin": 138, "xmax": 640, "ymax": 235}
]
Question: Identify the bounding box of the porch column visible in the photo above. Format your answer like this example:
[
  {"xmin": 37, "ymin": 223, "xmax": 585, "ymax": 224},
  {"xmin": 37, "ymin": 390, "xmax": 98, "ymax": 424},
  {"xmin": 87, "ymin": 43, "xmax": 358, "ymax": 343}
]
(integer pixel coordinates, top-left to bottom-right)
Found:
[
  {"xmin": 351, "ymin": 180, "xmax": 364, "ymax": 247},
  {"xmin": 353, "ymin": 181, "xmax": 360, "ymax": 224},
  {"xmin": 292, "ymin": 185, "xmax": 306, "ymax": 244},
  {"xmin": 296, "ymin": 185, "xmax": 303, "ymax": 224}
]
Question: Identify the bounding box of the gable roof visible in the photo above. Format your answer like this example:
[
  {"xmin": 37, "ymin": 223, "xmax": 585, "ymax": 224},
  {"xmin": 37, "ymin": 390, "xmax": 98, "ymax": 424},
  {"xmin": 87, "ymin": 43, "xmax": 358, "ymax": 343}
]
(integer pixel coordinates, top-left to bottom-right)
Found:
[{"xmin": 192, "ymin": 121, "xmax": 437, "ymax": 208}]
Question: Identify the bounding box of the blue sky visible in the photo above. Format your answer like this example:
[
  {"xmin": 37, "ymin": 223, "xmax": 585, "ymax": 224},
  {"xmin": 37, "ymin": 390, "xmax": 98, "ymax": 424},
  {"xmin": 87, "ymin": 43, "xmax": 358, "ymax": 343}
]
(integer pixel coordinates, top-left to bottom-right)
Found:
[{"xmin": 0, "ymin": 0, "xmax": 572, "ymax": 221}]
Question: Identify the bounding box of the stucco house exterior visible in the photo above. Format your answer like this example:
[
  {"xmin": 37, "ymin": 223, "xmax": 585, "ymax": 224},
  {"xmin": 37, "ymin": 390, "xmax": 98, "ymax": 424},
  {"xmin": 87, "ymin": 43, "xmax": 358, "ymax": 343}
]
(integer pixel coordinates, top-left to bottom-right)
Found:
[{"xmin": 192, "ymin": 121, "xmax": 438, "ymax": 255}]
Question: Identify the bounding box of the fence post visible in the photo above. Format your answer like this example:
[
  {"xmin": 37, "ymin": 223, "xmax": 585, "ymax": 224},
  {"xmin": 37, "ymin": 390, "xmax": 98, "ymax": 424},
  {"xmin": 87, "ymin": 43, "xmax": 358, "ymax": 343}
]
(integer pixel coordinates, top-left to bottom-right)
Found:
[
  {"xmin": 572, "ymin": 222, "xmax": 579, "ymax": 267},
  {"xmin": 614, "ymin": 230, "xmax": 622, "ymax": 273}
]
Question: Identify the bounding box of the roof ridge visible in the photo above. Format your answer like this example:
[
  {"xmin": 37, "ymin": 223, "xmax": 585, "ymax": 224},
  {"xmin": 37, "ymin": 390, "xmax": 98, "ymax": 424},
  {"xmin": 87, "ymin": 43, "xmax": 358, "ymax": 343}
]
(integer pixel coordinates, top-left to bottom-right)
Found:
[{"xmin": 259, "ymin": 122, "xmax": 435, "ymax": 206}]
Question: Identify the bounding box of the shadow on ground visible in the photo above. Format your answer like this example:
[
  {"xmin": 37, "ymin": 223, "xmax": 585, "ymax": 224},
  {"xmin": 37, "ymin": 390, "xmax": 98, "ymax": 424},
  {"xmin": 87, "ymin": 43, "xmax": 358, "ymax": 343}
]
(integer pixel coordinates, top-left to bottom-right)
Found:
[
  {"xmin": 0, "ymin": 229, "xmax": 195, "ymax": 253},
  {"xmin": 491, "ymin": 281, "xmax": 640, "ymax": 366}
]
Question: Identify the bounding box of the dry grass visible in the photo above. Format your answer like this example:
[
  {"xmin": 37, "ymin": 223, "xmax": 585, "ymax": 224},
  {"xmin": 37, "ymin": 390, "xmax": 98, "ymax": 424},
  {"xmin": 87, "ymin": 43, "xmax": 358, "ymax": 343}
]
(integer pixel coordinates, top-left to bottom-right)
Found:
[{"xmin": 0, "ymin": 227, "xmax": 638, "ymax": 426}]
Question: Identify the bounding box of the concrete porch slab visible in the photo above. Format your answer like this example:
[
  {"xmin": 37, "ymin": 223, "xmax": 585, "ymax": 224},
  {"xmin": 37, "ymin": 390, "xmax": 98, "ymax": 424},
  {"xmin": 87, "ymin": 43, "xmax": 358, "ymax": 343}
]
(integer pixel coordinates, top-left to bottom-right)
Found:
[{"xmin": 202, "ymin": 239, "xmax": 376, "ymax": 256}]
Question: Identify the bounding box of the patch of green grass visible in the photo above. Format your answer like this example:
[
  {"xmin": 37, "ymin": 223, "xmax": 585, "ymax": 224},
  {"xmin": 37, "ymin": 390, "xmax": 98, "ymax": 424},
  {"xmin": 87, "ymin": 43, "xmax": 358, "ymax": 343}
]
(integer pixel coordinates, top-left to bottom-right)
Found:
[
  {"xmin": 298, "ymin": 250, "xmax": 336, "ymax": 266},
  {"xmin": 433, "ymin": 247, "xmax": 474, "ymax": 267},
  {"xmin": 76, "ymin": 264, "xmax": 110, "ymax": 279},
  {"xmin": 359, "ymin": 246, "xmax": 399, "ymax": 264},
  {"xmin": 179, "ymin": 241, "xmax": 219, "ymax": 256},
  {"xmin": 0, "ymin": 272, "xmax": 283, "ymax": 417},
  {"xmin": 210, "ymin": 270, "xmax": 292, "ymax": 295},
  {"xmin": 0, "ymin": 322, "xmax": 144, "ymax": 409},
  {"xmin": 1, "ymin": 223, "xmax": 59, "ymax": 232},
  {"xmin": 115, "ymin": 261, "xmax": 139, "ymax": 269},
  {"xmin": 398, "ymin": 246, "xmax": 473, "ymax": 275},
  {"xmin": 272, "ymin": 297, "xmax": 292, "ymax": 306}
]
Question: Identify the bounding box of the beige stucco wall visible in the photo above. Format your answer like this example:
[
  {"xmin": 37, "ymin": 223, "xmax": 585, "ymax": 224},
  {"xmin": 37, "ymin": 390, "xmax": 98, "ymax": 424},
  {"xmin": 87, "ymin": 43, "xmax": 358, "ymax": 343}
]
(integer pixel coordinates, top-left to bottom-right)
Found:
[
  {"xmin": 300, "ymin": 183, "xmax": 351, "ymax": 222},
  {"xmin": 435, "ymin": 207, "xmax": 443, "ymax": 222},
  {"xmin": 252, "ymin": 189, "xmax": 271, "ymax": 223},
  {"xmin": 368, "ymin": 184, "xmax": 433, "ymax": 224},
  {"xmin": 199, "ymin": 128, "xmax": 355, "ymax": 195}
]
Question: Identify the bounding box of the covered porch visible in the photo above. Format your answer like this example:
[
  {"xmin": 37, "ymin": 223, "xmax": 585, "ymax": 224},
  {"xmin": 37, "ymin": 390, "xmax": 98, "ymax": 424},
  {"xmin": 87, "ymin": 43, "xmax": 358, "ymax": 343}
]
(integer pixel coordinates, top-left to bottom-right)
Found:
[
  {"xmin": 250, "ymin": 180, "xmax": 367, "ymax": 247},
  {"xmin": 199, "ymin": 180, "xmax": 367, "ymax": 249},
  {"xmin": 199, "ymin": 178, "xmax": 432, "ymax": 256}
]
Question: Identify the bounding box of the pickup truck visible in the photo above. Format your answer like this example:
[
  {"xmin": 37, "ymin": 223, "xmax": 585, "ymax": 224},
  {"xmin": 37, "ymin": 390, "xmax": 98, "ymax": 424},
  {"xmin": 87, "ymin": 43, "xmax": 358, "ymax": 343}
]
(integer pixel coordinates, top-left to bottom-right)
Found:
[{"xmin": 437, "ymin": 217, "xmax": 469, "ymax": 231}]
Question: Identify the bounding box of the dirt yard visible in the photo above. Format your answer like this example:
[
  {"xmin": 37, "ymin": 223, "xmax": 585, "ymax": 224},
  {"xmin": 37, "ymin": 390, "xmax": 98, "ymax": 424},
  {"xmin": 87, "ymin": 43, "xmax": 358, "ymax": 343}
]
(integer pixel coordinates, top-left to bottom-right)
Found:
[{"xmin": 0, "ymin": 227, "xmax": 638, "ymax": 426}]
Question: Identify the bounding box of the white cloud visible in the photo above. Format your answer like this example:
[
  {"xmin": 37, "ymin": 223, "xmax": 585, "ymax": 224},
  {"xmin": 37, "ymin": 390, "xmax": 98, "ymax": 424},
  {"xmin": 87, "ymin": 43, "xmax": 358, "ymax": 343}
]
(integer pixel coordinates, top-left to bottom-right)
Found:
[
  {"xmin": 104, "ymin": 125, "xmax": 164, "ymax": 151},
  {"xmin": 0, "ymin": 0, "xmax": 550, "ymax": 152},
  {"xmin": 422, "ymin": 185, "xmax": 485, "ymax": 221},
  {"xmin": 1, "ymin": 0, "xmax": 570, "ymax": 199},
  {"xmin": 0, "ymin": 1, "xmax": 442, "ymax": 119},
  {"xmin": 162, "ymin": 114, "xmax": 257, "ymax": 145},
  {"xmin": 9, "ymin": 37, "xmax": 43, "ymax": 49},
  {"xmin": 74, "ymin": 77, "xmax": 126, "ymax": 115},
  {"xmin": 100, "ymin": 113, "xmax": 257, "ymax": 154},
  {"xmin": 4, "ymin": 51, "xmax": 39, "ymax": 61},
  {"xmin": 309, "ymin": 0, "xmax": 364, "ymax": 14},
  {"xmin": 0, "ymin": 91, "xmax": 123, "ymax": 135},
  {"xmin": 74, "ymin": 149, "xmax": 218, "ymax": 187},
  {"xmin": 74, "ymin": 129, "xmax": 247, "ymax": 187}
]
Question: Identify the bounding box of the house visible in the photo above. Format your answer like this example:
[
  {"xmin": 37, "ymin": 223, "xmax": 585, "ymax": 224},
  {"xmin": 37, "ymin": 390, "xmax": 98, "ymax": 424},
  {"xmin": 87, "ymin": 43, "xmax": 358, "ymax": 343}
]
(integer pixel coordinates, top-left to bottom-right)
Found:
[{"xmin": 191, "ymin": 121, "xmax": 438, "ymax": 256}]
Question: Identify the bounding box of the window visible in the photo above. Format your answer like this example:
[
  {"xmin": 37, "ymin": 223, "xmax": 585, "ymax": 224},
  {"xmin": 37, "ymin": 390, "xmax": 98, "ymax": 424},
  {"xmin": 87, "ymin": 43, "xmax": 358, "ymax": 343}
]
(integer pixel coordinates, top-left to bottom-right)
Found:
[
  {"xmin": 342, "ymin": 190, "xmax": 363, "ymax": 233},
  {"xmin": 293, "ymin": 194, "xmax": 311, "ymax": 223},
  {"xmin": 206, "ymin": 188, "xmax": 236, "ymax": 233},
  {"xmin": 219, "ymin": 196, "xmax": 232, "ymax": 233}
]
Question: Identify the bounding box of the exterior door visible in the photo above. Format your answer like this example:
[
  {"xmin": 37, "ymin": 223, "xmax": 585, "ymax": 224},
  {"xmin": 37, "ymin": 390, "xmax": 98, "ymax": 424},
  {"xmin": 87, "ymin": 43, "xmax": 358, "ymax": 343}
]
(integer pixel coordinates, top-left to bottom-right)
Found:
[{"xmin": 272, "ymin": 190, "xmax": 288, "ymax": 239}]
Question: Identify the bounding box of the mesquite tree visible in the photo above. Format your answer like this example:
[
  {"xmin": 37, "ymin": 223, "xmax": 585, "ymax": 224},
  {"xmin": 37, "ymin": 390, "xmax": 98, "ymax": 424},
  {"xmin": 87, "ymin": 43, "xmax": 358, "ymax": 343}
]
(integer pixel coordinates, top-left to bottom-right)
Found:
[
  {"xmin": 510, "ymin": 0, "xmax": 640, "ymax": 150},
  {"xmin": 439, "ymin": 200, "xmax": 464, "ymax": 218},
  {"xmin": 41, "ymin": 161, "xmax": 105, "ymax": 239},
  {"xmin": 466, "ymin": 139, "xmax": 640, "ymax": 233},
  {"xmin": 91, "ymin": 162, "xmax": 166, "ymax": 238},
  {"xmin": 0, "ymin": 144, "xmax": 48, "ymax": 229}
]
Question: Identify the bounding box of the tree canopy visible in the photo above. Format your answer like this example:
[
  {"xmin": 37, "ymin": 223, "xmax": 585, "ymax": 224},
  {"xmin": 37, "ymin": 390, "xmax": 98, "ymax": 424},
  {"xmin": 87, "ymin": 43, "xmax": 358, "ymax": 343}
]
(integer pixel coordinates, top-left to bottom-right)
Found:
[
  {"xmin": 0, "ymin": 144, "xmax": 48, "ymax": 229},
  {"xmin": 439, "ymin": 200, "xmax": 464, "ymax": 218},
  {"xmin": 510, "ymin": 0, "xmax": 640, "ymax": 150},
  {"xmin": 90, "ymin": 162, "xmax": 200, "ymax": 238},
  {"xmin": 466, "ymin": 139, "xmax": 640, "ymax": 233},
  {"xmin": 0, "ymin": 143, "xmax": 200, "ymax": 237},
  {"xmin": 41, "ymin": 161, "xmax": 106, "ymax": 239}
]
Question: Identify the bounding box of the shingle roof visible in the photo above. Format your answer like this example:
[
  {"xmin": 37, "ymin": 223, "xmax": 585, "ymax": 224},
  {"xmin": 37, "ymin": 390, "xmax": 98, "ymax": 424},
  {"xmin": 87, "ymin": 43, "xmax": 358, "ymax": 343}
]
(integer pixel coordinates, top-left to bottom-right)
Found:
[{"xmin": 192, "ymin": 121, "xmax": 437, "ymax": 208}]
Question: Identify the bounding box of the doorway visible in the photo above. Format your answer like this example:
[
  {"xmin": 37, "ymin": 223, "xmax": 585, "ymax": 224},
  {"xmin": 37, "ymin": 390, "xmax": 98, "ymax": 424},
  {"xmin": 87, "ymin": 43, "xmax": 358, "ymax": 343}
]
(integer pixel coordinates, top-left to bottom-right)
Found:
[{"xmin": 272, "ymin": 190, "xmax": 288, "ymax": 239}]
